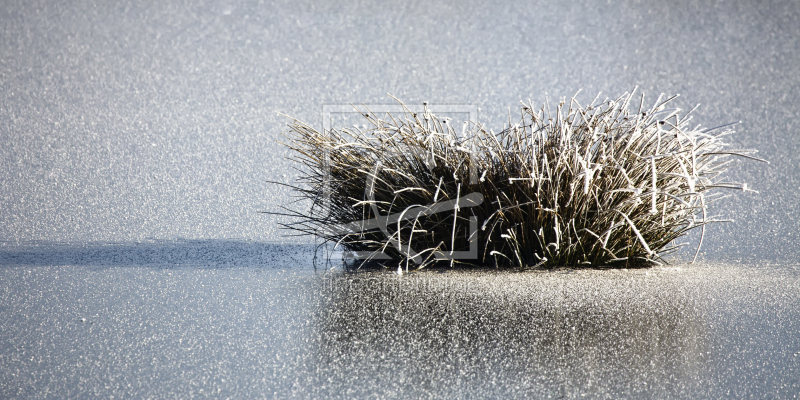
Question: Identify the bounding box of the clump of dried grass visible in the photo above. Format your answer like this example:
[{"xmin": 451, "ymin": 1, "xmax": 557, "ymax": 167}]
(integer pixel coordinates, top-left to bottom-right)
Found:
[{"xmin": 273, "ymin": 91, "xmax": 765, "ymax": 269}]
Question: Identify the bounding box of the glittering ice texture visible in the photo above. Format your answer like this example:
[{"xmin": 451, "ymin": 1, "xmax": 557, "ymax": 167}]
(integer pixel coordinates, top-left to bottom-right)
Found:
[{"xmin": 1, "ymin": 0, "xmax": 799, "ymax": 397}]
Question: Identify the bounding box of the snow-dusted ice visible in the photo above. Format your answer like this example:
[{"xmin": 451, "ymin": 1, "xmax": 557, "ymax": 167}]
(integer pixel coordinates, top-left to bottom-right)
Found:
[
  {"xmin": 1, "ymin": 254, "xmax": 798, "ymax": 398},
  {"xmin": 1, "ymin": 0, "xmax": 799, "ymax": 397}
]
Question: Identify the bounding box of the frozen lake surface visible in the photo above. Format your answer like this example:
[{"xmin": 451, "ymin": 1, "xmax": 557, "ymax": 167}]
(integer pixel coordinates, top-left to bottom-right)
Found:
[
  {"xmin": 1, "ymin": 242, "xmax": 798, "ymax": 398},
  {"xmin": 3, "ymin": 0, "xmax": 800, "ymax": 397}
]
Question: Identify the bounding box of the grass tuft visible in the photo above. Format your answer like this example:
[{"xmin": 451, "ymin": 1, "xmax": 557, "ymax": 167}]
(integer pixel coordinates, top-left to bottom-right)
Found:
[{"xmin": 273, "ymin": 91, "xmax": 765, "ymax": 269}]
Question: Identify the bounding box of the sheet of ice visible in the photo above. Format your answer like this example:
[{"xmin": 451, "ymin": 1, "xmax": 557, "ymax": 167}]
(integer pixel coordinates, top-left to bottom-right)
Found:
[
  {"xmin": 1, "ymin": 0, "xmax": 798, "ymax": 260},
  {"xmin": 2, "ymin": 0, "xmax": 800, "ymax": 397},
  {"xmin": 1, "ymin": 260, "xmax": 798, "ymax": 398}
]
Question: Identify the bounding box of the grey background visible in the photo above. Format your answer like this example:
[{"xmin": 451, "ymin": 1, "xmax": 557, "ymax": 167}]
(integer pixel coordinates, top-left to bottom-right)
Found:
[
  {"xmin": 2, "ymin": 2, "xmax": 800, "ymax": 398},
  {"xmin": 2, "ymin": 0, "xmax": 797, "ymax": 261}
]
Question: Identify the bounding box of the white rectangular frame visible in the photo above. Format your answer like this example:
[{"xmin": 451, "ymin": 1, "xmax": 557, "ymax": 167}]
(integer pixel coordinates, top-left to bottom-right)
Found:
[{"xmin": 322, "ymin": 103, "xmax": 482, "ymax": 262}]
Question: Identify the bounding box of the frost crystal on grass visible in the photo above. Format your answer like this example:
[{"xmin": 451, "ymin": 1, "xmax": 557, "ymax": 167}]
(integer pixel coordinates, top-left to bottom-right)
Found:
[{"xmin": 274, "ymin": 91, "xmax": 765, "ymax": 269}]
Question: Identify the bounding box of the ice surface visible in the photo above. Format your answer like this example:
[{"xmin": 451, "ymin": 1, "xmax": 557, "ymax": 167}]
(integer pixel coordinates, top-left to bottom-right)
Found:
[
  {"xmin": 1, "ymin": 258, "xmax": 798, "ymax": 398},
  {"xmin": 1, "ymin": 0, "xmax": 799, "ymax": 397},
  {"xmin": 1, "ymin": 0, "xmax": 798, "ymax": 260}
]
